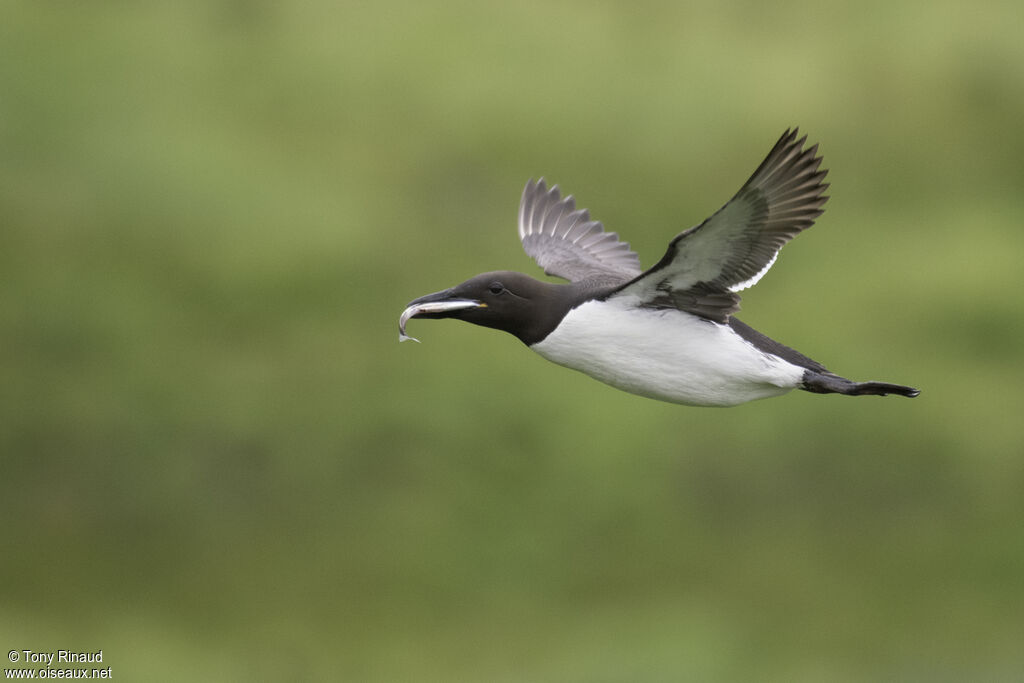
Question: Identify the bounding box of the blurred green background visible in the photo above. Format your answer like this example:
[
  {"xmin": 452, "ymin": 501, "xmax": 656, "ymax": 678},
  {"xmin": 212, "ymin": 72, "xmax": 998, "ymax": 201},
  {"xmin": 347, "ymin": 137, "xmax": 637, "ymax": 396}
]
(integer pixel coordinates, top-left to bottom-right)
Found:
[{"xmin": 2, "ymin": 1, "xmax": 1022, "ymax": 680}]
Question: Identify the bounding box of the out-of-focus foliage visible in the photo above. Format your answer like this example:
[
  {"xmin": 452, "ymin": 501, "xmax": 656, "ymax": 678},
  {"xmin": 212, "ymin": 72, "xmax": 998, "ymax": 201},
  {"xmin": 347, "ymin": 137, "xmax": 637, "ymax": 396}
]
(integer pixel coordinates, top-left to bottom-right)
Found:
[{"xmin": 2, "ymin": 1, "xmax": 1022, "ymax": 680}]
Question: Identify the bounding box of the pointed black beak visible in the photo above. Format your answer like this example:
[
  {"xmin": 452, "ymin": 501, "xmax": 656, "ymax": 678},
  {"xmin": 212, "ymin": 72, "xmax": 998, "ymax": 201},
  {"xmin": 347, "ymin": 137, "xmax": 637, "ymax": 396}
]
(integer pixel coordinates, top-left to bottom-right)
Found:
[{"xmin": 398, "ymin": 288, "xmax": 484, "ymax": 342}]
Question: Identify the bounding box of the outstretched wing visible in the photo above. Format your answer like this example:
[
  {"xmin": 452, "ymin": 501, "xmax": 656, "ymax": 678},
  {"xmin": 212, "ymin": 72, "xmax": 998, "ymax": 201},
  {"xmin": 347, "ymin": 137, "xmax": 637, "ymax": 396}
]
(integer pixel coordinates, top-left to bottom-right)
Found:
[
  {"xmin": 518, "ymin": 179, "xmax": 643, "ymax": 284},
  {"xmin": 610, "ymin": 128, "xmax": 829, "ymax": 322}
]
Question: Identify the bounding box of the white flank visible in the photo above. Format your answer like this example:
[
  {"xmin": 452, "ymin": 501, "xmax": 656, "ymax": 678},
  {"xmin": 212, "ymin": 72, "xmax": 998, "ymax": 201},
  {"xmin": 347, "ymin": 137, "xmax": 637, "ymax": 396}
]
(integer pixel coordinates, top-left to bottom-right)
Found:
[{"xmin": 530, "ymin": 296, "xmax": 805, "ymax": 407}]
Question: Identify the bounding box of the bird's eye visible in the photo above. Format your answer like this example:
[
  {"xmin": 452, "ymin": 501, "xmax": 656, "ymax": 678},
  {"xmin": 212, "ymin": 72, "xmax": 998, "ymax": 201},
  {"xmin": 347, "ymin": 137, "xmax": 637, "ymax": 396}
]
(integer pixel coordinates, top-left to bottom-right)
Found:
[{"xmin": 488, "ymin": 282, "xmax": 504, "ymax": 295}]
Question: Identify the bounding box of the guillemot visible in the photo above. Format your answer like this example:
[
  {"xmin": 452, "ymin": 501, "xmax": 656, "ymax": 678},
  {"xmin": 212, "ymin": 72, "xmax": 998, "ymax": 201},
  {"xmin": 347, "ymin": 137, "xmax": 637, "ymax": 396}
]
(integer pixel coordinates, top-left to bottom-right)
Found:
[{"xmin": 399, "ymin": 129, "xmax": 920, "ymax": 407}]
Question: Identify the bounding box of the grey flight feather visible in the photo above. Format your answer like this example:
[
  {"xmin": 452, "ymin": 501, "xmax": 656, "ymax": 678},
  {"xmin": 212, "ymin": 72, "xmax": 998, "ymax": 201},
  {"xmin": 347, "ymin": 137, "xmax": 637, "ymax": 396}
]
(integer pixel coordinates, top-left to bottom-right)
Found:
[
  {"xmin": 610, "ymin": 128, "xmax": 830, "ymax": 322},
  {"xmin": 518, "ymin": 178, "xmax": 643, "ymax": 284}
]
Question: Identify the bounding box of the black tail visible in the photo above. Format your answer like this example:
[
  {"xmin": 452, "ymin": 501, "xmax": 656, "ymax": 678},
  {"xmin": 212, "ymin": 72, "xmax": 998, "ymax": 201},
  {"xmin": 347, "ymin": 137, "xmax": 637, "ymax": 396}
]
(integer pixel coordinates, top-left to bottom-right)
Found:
[{"xmin": 801, "ymin": 371, "xmax": 920, "ymax": 398}]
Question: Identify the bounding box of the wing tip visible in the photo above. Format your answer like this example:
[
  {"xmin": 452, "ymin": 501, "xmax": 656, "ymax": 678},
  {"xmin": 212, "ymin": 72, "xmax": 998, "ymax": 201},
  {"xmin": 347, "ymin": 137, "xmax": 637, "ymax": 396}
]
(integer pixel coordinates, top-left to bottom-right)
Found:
[
  {"xmin": 520, "ymin": 177, "xmax": 564, "ymax": 238},
  {"xmin": 749, "ymin": 126, "xmax": 829, "ymax": 202}
]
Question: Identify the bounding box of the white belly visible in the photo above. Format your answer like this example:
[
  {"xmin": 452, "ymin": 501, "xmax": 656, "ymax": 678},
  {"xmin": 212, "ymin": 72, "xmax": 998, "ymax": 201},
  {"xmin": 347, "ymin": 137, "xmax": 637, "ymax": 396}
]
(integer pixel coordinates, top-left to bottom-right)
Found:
[{"xmin": 530, "ymin": 297, "xmax": 805, "ymax": 407}]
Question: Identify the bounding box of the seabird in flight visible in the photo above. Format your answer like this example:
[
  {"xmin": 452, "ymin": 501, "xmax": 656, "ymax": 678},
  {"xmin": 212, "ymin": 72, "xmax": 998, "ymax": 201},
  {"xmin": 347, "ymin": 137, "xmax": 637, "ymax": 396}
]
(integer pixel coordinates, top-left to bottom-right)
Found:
[{"xmin": 399, "ymin": 129, "xmax": 920, "ymax": 406}]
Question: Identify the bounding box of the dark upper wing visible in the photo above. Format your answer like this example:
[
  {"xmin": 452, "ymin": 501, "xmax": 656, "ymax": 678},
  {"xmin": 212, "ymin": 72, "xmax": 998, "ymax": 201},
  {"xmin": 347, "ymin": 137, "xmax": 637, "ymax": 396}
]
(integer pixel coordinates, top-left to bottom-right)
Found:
[
  {"xmin": 609, "ymin": 128, "xmax": 829, "ymax": 322},
  {"xmin": 518, "ymin": 179, "xmax": 643, "ymax": 284}
]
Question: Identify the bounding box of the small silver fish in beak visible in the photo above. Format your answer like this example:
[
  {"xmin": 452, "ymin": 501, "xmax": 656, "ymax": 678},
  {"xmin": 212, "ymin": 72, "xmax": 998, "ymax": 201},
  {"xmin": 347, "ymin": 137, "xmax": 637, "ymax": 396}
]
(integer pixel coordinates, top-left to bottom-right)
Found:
[{"xmin": 398, "ymin": 300, "xmax": 482, "ymax": 342}]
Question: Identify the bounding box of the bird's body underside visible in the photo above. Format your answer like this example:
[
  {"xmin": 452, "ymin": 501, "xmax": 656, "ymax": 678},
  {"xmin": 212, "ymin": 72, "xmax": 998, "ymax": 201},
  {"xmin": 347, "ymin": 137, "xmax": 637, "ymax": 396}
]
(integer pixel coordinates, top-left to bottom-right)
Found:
[
  {"xmin": 399, "ymin": 129, "xmax": 919, "ymax": 406},
  {"xmin": 531, "ymin": 297, "xmax": 803, "ymax": 406}
]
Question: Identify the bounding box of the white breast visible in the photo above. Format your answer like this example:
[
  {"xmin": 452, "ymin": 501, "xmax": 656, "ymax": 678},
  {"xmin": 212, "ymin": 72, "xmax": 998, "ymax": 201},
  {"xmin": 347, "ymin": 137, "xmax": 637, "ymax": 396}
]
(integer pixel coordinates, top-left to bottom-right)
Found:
[{"xmin": 530, "ymin": 296, "xmax": 805, "ymax": 406}]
